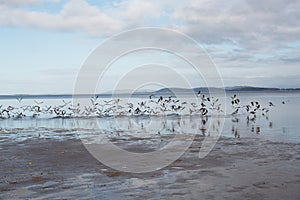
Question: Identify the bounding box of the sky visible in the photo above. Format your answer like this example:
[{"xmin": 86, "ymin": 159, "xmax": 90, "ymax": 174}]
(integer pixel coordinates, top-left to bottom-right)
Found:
[{"xmin": 0, "ymin": 0, "xmax": 299, "ymax": 94}]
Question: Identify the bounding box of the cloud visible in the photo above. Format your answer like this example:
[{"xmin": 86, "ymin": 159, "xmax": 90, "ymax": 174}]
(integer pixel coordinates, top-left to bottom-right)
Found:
[
  {"xmin": 280, "ymin": 56, "xmax": 300, "ymax": 63},
  {"xmin": 0, "ymin": 0, "xmax": 299, "ymax": 89},
  {"xmin": 0, "ymin": 0, "xmax": 59, "ymax": 7},
  {"xmin": 0, "ymin": 0, "xmax": 165, "ymax": 37},
  {"xmin": 0, "ymin": 0, "xmax": 122, "ymax": 36},
  {"xmin": 1, "ymin": 0, "xmax": 299, "ymax": 48},
  {"xmin": 171, "ymin": 0, "xmax": 300, "ymax": 49},
  {"xmin": 116, "ymin": 0, "xmax": 161, "ymax": 26}
]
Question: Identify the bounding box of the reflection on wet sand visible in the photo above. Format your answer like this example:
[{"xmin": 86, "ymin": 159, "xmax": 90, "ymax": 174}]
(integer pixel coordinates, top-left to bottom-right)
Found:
[{"xmin": 1, "ymin": 126, "xmax": 300, "ymax": 200}]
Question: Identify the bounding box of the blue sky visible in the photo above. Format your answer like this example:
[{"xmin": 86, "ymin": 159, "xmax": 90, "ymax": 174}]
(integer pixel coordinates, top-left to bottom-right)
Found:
[{"xmin": 0, "ymin": 0, "xmax": 299, "ymax": 94}]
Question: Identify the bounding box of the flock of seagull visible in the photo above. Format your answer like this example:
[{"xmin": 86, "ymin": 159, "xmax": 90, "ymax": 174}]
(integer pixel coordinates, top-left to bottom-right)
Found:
[
  {"xmin": 0, "ymin": 91, "xmax": 279, "ymax": 120},
  {"xmin": 0, "ymin": 91, "xmax": 283, "ymax": 139},
  {"xmin": 229, "ymin": 93, "xmax": 277, "ymax": 119}
]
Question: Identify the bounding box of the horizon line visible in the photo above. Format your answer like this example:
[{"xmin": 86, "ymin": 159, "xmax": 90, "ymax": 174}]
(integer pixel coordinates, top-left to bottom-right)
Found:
[{"xmin": 0, "ymin": 86, "xmax": 300, "ymax": 97}]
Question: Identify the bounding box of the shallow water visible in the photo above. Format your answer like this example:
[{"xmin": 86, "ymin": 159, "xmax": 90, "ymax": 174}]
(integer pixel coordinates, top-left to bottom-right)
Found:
[{"xmin": 0, "ymin": 92, "xmax": 299, "ymax": 143}]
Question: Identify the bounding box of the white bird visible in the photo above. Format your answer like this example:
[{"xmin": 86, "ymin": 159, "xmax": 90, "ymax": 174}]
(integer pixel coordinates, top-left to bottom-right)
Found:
[
  {"xmin": 16, "ymin": 97, "xmax": 23, "ymax": 103},
  {"xmin": 34, "ymin": 100, "xmax": 44, "ymax": 105},
  {"xmin": 197, "ymin": 91, "xmax": 201, "ymax": 97},
  {"xmin": 231, "ymin": 108, "xmax": 239, "ymax": 115}
]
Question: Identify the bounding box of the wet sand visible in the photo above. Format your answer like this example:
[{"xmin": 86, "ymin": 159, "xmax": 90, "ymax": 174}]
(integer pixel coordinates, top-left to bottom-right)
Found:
[{"xmin": 1, "ymin": 135, "xmax": 300, "ymax": 200}]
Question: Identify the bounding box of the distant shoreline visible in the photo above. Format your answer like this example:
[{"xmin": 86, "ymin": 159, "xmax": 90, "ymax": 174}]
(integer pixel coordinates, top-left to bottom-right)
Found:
[{"xmin": 0, "ymin": 86, "xmax": 300, "ymax": 99}]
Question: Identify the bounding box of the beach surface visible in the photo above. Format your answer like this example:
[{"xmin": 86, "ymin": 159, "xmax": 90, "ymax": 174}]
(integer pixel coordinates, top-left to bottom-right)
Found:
[
  {"xmin": 1, "ymin": 134, "xmax": 300, "ymax": 200},
  {"xmin": 1, "ymin": 92, "xmax": 300, "ymax": 199}
]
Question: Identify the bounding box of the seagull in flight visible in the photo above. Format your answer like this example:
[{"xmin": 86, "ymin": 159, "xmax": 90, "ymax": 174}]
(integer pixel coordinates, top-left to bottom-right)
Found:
[
  {"xmin": 197, "ymin": 91, "xmax": 201, "ymax": 97},
  {"xmin": 231, "ymin": 108, "xmax": 239, "ymax": 115},
  {"xmin": 34, "ymin": 100, "xmax": 44, "ymax": 105},
  {"xmin": 16, "ymin": 97, "xmax": 23, "ymax": 103}
]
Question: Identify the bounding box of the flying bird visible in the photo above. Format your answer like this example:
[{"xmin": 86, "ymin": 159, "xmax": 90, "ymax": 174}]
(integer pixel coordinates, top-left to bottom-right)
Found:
[
  {"xmin": 34, "ymin": 100, "xmax": 44, "ymax": 105},
  {"xmin": 197, "ymin": 91, "xmax": 201, "ymax": 97},
  {"xmin": 231, "ymin": 108, "xmax": 239, "ymax": 115},
  {"xmin": 16, "ymin": 97, "xmax": 23, "ymax": 103}
]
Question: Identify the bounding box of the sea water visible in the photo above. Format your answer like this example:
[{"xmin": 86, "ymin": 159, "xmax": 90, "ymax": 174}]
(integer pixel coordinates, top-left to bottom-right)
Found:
[{"xmin": 0, "ymin": 92, "xmax": 299, "ymax": 143}]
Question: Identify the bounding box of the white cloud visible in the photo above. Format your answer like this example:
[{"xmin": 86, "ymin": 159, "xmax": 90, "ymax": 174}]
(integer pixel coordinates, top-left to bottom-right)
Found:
[
  {"xmin": 0, "ymin": 0, "xmax": 59, "ymax": 7},
  {"xmin": 171, "ymin": 0, "xmax": 300, "ymax": 49},
  {"xmin": 117, "ymin": 0, "xmax": 161, "ymax": 25},
  {"xmin": 0, "ymin": 0, "xmax": 299, "ymax": 89},
  {"xmin": 0, "ymin": 0, "xmax": 165, "ymax": 37},
  {"xmin": 1, "ymin": 0, "xmax": 299, "ymax": 47},
  {"xmin": 0, "ymin": 0, "xmax": 122, "ymax": 36}
]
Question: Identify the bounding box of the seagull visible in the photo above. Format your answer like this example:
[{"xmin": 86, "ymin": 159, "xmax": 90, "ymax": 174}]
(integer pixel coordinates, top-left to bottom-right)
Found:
[
  {"xmin": 138, "ymin": 101, "xmax": 146, "ymax": 108},
  {"xmin": 232, "ymin": 117, "xmax": 239, "ymax": 123},
  {"xmin": 104, "ymin": 99, "xmax": 114, "ymax": 104},
  {"xmin": 168, "ymin": 96, "xmax": 176, "ymax": 99},
  {"xmin": 269, "ymin": 102, "xmax": 275, "ymax": 107},
  {"xmin": 249, "ymin": 111, "xmax": 256, "ymax": 115},
  {"xmin": 200, "ymin": 107, "xmax": 208, "ymax": 115},
  {"xmin": 114, "ymin": 99, "xmax": 120, "ymax": 104},
  {"xmin": 245, "ymin": 105, "xmax": 250, "ymax": 112},
  {"xmin": 134, "ymin": 107, "xmax": 141, "ymax": 115},
  {"xmin": 172, "ymin": 99, "xmax": 180, "ymax": 103},
  {"xmin": 150, "ymin": 109, "xmax": 159, "ymax": 115},
  {"xmin": 21, "ymin": 105, "xmax": 32, "ymax": 112},
  {"xmin": 231, "ymin": 96, "xmax": 240, "ymax": 106},
  {"xmin": 127, "ymin": 103, "xmax": 133, "ymax": 108},
  {"xmin": 197, "ymin": 91, "xmax": 201, "ymax": 97},
  {"xmin": 231, "ymin": 100, "xmax": 235, "ymax": 105},
  {"xmin": 164, "ymin": 97, "xmax": 172, "ymax": 103},
  {"xmin": 16, "ymin": 97, "xmax": 23, "ymax": 103},
  {"xmin": 59, "ymin": 100, "xmax": 71, "ymax": 108},
  {"xmin": 231, "ymin": 108, "xmax": 239, "ymax": 115},
  {"xmin": 191, "ymin": 102, "xmax": 198, "ymax": 108},
  {"xmin": 44, "ymin": 106, "xmax": 52, "ymax": 112},
  {"xmin": 171, "ymin": 105, "xmax": 184, "ymax": 112},
  {"xmin": 216, "ymin": 106, "xmax": 223, "ymax": 113},
  {"xmin": 262, "ymin": 108, "xmax": 269, "ymax": 116},
  {"xmin": 34, "ymin": 100, "xmax": 44, "ymax": 105},
  {"xmin": 157, "ymin": 96, "xmax": 163, "ymax": 103},
  {"xmin": 2, "ymin": 109, "xmax": 10, "ymax": 118},
  {"xmin": 2, "ymin": 109, "xmax": 9, "ymax": 114},
  {"xmin": 234, "ymin": 98, "xmax": 240, "ymax": 104},
  {"xmin": 149, "ymin": 94, "xmax": 155, "ymax": 99},
  {"xmin": 189, "ymin": 108, "xmax": 194, "ymax": 115},
  {"xmin": 90, "ymin": 96, "xmax": 98, "ymax": 104},
  {"xmin": 7, "ymin": 106, "xmax": 15, "ymax": 111},
  {"xmin": 256, "ymin": 127, "xmax": 260, "ymax": 134},
  {"xmin": 16, "ymin": 112, "xmax": 25, "ymax": 118},
  {"xmin": 34, "ymin": 105, "xmax": 41, "ymax": 113}
]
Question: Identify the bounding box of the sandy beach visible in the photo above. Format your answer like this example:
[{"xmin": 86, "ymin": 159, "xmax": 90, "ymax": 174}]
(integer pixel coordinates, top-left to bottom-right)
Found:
[
  {"xmin": 2, "ymin": 0, "xmax": 300, "ymax": 198},
  {"xmin": 1, "ymin": 134, "xmax": 300, "ymax": 200}
]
